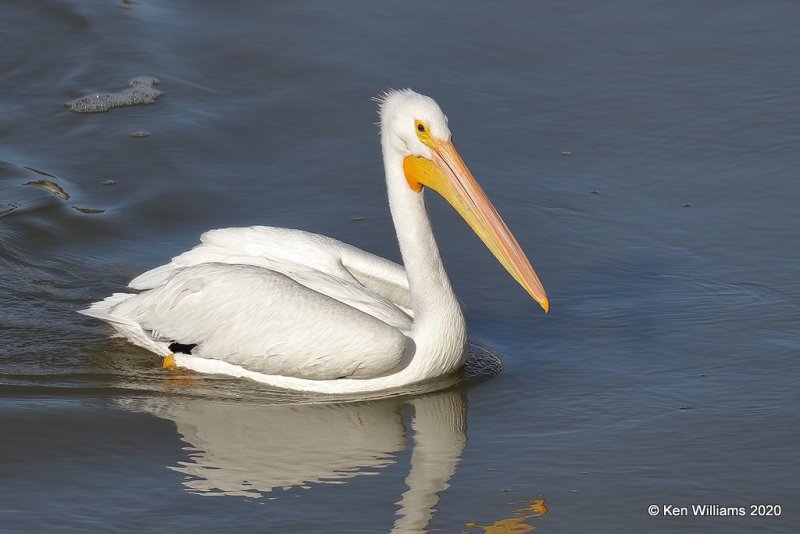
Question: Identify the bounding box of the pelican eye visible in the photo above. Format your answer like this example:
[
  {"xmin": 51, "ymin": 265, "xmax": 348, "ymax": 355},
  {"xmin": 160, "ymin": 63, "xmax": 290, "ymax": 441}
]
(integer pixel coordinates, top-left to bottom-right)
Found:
[{"xmin": 414, "ymin": 119, "xmax": 435, "ymax": 148}]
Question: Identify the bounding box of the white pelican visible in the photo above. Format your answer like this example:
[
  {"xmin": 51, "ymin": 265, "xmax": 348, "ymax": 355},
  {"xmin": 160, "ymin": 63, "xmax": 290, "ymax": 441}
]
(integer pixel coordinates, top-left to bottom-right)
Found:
[{"xmin": 81, "ymin": 89, "xmax": 549, "ymax": 394}]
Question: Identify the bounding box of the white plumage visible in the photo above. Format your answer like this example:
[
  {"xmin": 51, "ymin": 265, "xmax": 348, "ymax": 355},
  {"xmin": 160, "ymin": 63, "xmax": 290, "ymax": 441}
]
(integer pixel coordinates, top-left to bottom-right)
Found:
[{"xmin": 82, "ymin": 90, "xmax": 549, "ymax": 394}]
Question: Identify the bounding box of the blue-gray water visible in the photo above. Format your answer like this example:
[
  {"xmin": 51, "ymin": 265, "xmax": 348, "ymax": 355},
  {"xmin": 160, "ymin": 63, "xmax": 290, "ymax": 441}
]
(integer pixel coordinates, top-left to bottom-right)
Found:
[{"xmin": 1, "ymin": 1, "xmax": 798, "ymax": 532}]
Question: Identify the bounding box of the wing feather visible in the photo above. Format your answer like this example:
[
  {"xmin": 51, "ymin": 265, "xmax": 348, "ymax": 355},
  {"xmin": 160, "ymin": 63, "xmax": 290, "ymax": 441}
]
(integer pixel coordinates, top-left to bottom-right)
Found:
[
  {"xmin": 115, "ymin": 263, "xmax": 412, "ymax": 380},
  {"xmin": 91, "ymin": 226, "xmax": 425, "ymax": 379},
  {"xmin": 129, "ymin": 226, "xmax": 413, "ymax": 329}
]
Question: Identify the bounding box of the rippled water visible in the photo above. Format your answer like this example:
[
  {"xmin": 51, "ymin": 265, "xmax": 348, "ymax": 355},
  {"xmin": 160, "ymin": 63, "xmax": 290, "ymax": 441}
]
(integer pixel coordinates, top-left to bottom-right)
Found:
[{"xmin": 2, "ymin": 1, "xmax": 799, "ymax": 532}]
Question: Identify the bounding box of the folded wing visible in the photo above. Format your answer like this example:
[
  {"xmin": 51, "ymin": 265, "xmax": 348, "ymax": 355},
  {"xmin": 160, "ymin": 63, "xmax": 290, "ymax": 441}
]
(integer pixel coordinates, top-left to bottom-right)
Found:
[{"xmin": 82, "ymin": 226, "xmax": 420, "ymax": 380}]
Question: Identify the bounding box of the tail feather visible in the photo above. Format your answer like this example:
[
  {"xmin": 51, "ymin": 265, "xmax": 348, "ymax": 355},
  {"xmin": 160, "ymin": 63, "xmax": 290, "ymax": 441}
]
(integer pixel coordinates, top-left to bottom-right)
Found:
[
  {"xmin": 80, "ymin": 293, "xmax": 170, "ymax": 356},
  {"xmin": 79, "ymin": 293, "xmax": 136, "ymax": 323}
]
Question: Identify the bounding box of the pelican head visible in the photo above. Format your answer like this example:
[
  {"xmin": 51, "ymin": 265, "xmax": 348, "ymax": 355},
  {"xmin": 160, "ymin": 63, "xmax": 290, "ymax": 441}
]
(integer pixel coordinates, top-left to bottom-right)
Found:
[{"xmin": 378, "ymin": 89, "xmax": 549, "ymax": 313}]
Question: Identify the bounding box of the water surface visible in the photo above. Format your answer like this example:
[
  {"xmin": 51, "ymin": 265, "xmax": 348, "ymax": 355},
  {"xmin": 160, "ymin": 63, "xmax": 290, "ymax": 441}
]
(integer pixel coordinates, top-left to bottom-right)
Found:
[{"xmin": 1, "ymin": 1, "xmax": 798, "ymax": 532}]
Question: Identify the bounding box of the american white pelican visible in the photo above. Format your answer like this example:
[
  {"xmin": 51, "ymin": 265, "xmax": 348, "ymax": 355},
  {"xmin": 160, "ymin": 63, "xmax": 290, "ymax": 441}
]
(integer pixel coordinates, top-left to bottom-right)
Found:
[{"xmin": 81, "ymin": 89, "xmax": 548, "ymax": 394}]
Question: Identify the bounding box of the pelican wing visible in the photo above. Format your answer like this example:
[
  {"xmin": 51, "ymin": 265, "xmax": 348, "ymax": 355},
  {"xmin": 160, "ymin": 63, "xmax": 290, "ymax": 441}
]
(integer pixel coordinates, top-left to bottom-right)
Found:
[
  {"xmin": 81, "ymin": 226, "xmax": 427, "ymax": 380},
  {"xmin": 92, "ymin": 262, "xmax": 412, "ymax": 380},
  {"xmin": 129, "ymin": 226, "xmax": 414, "ymax": 323}
]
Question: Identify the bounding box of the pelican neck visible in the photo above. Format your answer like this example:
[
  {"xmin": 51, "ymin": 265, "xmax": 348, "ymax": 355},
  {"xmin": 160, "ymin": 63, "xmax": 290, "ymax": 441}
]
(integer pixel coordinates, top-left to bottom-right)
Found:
[{"xmin": 381, "ymin": 136, "xmax": 466, "ymax": 374}]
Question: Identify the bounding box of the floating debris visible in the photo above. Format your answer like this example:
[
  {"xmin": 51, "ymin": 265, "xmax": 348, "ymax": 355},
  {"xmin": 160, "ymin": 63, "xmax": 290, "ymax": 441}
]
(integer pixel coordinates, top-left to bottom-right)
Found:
[
  {"xmin": 23, "ymin": 174, "xmax": 107, "ymax": 214},
  {"xmin": 73, "ymin": 207, "xmax": 106, "ymax": 214},
  {"xmin": 590, "ymin": 190, "xmax": 599, "ymax": 195},
  {"xmin": 23, "ymin": 166, "xmax": 58, "ymax": 178},
  {"xmin": 67, "ymin": 76, "xmax": 162, "ymax": 113},
  {"xmin": 131, "ymin": 131, "xmax": 151, "ymax": 137},
  {"xmin": 560, "ymin": 151, "xmax": 573, "ymax": 156},
  {"xmin": 25, "ymin": 180, "xmax": 70, "ymax": 200},
  {"xmin": 102, "ymin": 179, "xmax": 117, "ymax": 186},
  {"xmin": 351, "ymin": 216, "xmax": 365, "ymax": 222},
  {"xmin": 683, "ymin": 203, "xmax": 692, "ymax": 208},
  {"xmin": 0, "ymin": 203, "xmax": 19, "ymax": 217},
  {"xmin": 119, "ymin": 0, "xmax": 136, "ymax": 8}
]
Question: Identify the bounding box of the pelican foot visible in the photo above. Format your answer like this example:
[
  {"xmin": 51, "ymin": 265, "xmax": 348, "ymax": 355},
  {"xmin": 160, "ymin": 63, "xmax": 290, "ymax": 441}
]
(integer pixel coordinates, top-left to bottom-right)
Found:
[{"xmin": 163, "ymin": 353, "xmax": 177, "ymax": 371}]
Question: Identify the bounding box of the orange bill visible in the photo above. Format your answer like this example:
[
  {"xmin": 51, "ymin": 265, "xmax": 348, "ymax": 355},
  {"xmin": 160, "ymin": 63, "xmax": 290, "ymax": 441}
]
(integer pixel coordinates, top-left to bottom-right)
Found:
[{"xmin": 403, "ymin": 138, "xmax": 549, "ymax": 312}]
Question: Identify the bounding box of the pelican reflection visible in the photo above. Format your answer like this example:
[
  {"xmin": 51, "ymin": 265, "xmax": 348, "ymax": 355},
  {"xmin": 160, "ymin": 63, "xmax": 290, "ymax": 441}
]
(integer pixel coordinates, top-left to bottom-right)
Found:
[{"xmin": 129, "ymin": 388, "xmax": 467, "ymax": 531}]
